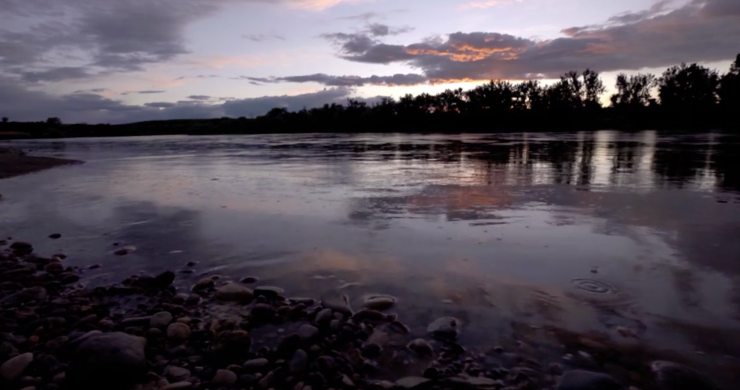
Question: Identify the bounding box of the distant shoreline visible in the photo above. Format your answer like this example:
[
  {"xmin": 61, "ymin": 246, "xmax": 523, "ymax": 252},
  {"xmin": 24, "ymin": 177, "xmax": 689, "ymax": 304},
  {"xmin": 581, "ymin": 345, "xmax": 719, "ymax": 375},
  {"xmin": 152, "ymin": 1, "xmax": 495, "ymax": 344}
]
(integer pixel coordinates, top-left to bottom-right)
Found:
[{"xmin": 0, "ymin": 147, "xmax": 82, "ymax": 179}]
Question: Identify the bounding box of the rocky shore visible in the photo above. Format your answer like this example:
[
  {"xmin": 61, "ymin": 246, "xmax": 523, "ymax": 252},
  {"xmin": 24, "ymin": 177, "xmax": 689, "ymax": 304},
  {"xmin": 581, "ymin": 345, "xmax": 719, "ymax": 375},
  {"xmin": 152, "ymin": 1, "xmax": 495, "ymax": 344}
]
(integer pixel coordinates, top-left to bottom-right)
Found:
[
  {"xmin": 0, "ymin": 239, "xmax": 723, "ymax": 390},
  {"xmin": 0, "ymin": 147, "xmax": 81, "ymax": 179}
]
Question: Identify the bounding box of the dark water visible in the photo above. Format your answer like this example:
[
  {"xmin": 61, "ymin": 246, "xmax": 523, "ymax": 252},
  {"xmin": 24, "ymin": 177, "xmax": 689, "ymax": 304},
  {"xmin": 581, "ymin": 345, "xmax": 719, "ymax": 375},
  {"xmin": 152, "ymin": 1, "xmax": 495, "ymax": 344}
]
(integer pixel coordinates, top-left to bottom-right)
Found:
[{"xmin": 2, "ymin": 132, "xmax": 740, "ymax": 379}]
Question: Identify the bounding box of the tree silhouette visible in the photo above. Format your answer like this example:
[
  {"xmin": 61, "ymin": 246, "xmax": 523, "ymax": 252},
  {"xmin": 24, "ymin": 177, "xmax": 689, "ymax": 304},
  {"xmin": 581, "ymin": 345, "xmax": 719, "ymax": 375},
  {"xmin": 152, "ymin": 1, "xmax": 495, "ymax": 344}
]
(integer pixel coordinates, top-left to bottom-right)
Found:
[
  {"xmin": 611, "ymin": 73, "xmax": 657, "ymax": 108},
  {"xmin": 658, "ymin": 63, "xmax": 719, "ymax": 110},
  {"xmin": 582, "ymin": 69, "xmax": 606, "ymax": 109},
  {"xmin": 1, "ymin": 117, "xmax": 7, "ymax": 124},
  {"xmin": 718, "ymin": 54, "xmax": 740, "ymax": 108},
  {"xmin": 46, "ymin": 117, "xmax": 62, "ymax": 126}
]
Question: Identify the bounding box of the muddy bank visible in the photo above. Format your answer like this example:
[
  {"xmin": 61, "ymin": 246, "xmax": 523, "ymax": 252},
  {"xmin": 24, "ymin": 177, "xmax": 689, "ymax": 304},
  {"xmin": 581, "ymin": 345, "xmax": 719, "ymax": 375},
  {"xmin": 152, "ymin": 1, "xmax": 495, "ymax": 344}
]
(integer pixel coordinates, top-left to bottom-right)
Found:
[
  {"xmin": 0, "ymin": 239, "xmax": 728, "ymax": 390},
  {"xmin": 0, "ymin": 147, "xmax": 82, "ymax": 180}
]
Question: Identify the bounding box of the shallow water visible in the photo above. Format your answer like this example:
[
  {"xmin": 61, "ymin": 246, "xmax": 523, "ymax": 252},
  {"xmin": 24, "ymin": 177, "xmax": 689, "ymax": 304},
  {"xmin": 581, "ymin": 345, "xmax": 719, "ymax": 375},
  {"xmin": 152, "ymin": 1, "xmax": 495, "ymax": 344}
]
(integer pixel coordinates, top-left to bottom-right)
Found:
[{"xmin": 2, "ymin": 132, "xmax": 740, "ymax": 378}]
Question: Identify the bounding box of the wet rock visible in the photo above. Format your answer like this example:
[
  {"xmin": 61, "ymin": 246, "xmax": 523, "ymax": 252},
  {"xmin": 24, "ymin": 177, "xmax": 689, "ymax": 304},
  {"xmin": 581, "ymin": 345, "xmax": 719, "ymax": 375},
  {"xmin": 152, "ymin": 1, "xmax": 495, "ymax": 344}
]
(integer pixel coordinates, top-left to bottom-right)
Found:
[
  {"xmin": 121, "ymin": 316, "xmax": 151, "ymax": 327},
  {"xmin": 10, "ymin": 241, "xmax": 32, "ymax": 251},
  {"xmin": 407, "ymin": 338, "xmax": 433, "ymax": 356},
  {"xmin": 0, "ymin": 352, "xmax": 33, "ymax": 381},
  {"xmin": 243, "ymin": 358, "xmax": 269, "ymax": 371},
  {"xmin": 361, "ymin": 342, "xmax": 382, "ymax": 358},
  {"xmin": 215, "ymin": 283, "xmax": 253, "ymax": 302},
  {"xmin": 289, "ymin": 297, "xmax": 315, "ymax": 305},
  {"xmin": 151, "ymin": 312, "xmax": 173, "ymax": 329},
  {"xmin": 259, "ymin": 370, "xmax": 275, "ymax": 389},
  {"xmin": 254, "ymin": 286, "xmax": 285, "ymax": 298},
  {"xmin": 395, "ymin": 377, "xmax": 431, "ymax": 389},
  {"xmin": 44, "ymin": 262, "xmax": 64, "ymax": 274},
  {"xmin": 60, "ymin": 273, "xmax": 80, "ymax": 284},
  {"xmin": 556, "ymin": 370, "xmax": 621, "ymax": 390},
  {"xmin": 212, "ymin": 369, "xmax": 237, "ymax": 386},
  {"xmin": 289, "ymin": 349, "xmax": 308, "ymax": 374},
  {"xmin": 192, "ymin": 278, "xmax": 214, "ymax": 291},
  {"xmin": 321, "ymin": 292, "xmax": 352, "ymax": 314},
  {"xmin": 427, "ymin": 317, "xmax": 460, "ymax": 340},
  {"xmin": 49, "ymin": 233, "xmax": 61, "ymax": 239},
  {"xmin": 315, "ymin": 308, "xmax": 333, "ymax": 323},
  {"xmin": 352, "ymin": 309, "xmax": 388, "ymax": 323},
  {"xmin": 153, "ymin": 271, "xmax": 175, "ymax": 288},
  {"xmin": 363, "ymin": 294, "xmax": 397, "ymax": 311},
  {"xmin": 113, "ymin": 249, "xmax": 129, "ymax": 256},
  {"xmin": 162, "ymin": 382, "xmax": 192, "ymax": 389},
  {"xmin": 0, "ymin": 287, "xmax": 47, "ymax": 306},
  {"xmin": 167, "ymin": 323, "xmax": 191, "ymax": 342},
  {"xmin": 651, "ymin": 361, "xmax": 717, "ymax": 390},
  {"xmin": 166, "ymin": 366, "xmax": 191, "ymax": 382},
  {"xmin": 251, "ymin": 303, "xmax": 276, "ymax": 321},
  {"xmin": 67, "ymin": 332, "xmax": 147, "ymax": 390},
  {"xmin": 240, "ymin": 276, "xmax": 259, "ymax": 284},
  {"xmin": 297, "ymin": 324, "xmax": 319, "ymax": 341}
]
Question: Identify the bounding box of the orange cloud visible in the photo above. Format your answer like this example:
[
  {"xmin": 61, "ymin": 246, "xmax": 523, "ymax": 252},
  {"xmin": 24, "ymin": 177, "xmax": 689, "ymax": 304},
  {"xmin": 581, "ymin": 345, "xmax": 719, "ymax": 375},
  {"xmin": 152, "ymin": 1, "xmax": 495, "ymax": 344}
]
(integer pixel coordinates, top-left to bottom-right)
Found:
[{"xmin": 406, "ymin": 45, "xmax": 522, "ymax": 62}]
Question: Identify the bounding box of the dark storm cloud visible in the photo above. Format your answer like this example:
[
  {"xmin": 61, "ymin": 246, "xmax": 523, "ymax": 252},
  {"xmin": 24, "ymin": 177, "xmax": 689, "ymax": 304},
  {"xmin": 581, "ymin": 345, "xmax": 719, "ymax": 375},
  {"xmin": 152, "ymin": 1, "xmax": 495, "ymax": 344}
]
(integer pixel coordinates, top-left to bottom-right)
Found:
[
  {"xmin": 243, "ymin": 34, "xmax": 286, "ymax": 42},
  {"xmin": 328, "ymin": 0, "xmax": 740, "ymax": 81},
  {"xmin": 233, "ymin": 73, "xmax": 428, "ymax": 87}
]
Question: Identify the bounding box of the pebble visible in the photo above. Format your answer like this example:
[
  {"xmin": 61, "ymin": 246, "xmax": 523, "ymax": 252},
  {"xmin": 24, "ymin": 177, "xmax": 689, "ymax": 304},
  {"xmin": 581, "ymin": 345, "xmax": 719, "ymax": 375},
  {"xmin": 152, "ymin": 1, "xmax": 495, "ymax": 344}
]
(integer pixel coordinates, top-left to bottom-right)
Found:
[
  {"xmin": 240, "ymin": 276, "xmax": 260, "ymax": 284},
  {"xmin": 150, "ymin": 312, "xmax": 173, "ymax": 328},
  {"xmin": 67, "ymin": 332, "xmax": 147, "ymax": 389},
  {"xmin": 0, "ymin": 287, "xmax": 47, "ymax": 306},
  {"xmin": 362, "ymin": 294, "xmax": 397, "ymax": 311},
  {"xmin": 289, "ymin": 349, "xmax": 308, "ymax": 374},
  {"xmin": 243, "ymin": 358, "xmax": 269, "ymax": 371},
  {"xmin": 215, "ymin": 283, "xmax": 254, "ymax": 302},
  {"xmin": 49, "ymin": 233, "xmax": 61, "ymax": 239},
  {"xmin": 320, "ymin": 292, "xmax": 352, "ymax": 314},
  {"xmin": 651, "ymin": 361, "xmax": 717, "ymax": 390},
  {"xmin": 162, "ymin": 382, "xmax": 192, "ymax": 389},
  {"xmin": 254, "ymin": 286, "xmax": 285, "ymax": 298},
  {"xmin": 395, "ymin": 377, "xmax": 431, "ymax": 389},
  {"xmin": 166, "ymin": 366, "xmax": 191, "ymax": 382},
  {"xmin": 167, "ymin": 323, "xmax": 191, "ymax": 342},
  {"xmin": 427, "ymin": 317, "xmax": 460, "ymax": 340},
  {"xmin": 315, "ymin": 308, "xmax": 333, "ymax": 323},
  {"xmin": 0, "ymin": 352, "xmax": 33, "ymax": 381},
  {"xmin": 407, "ymin": 338, "xmax": 434, "ymax": 356},
  {"xmin": 556, "ymin": 370, "xmax": 621, "ymax": 390},
  {"xmin": 297, "ymin": 323, "xmax": 319, "ymax": 341},
  {"xmin": 192, "ymin": 278, "xmax": 214, "ymax": 291},
  {"xmin": 212, "ymin": 369, "xmax": 237, "ymax": 386}
]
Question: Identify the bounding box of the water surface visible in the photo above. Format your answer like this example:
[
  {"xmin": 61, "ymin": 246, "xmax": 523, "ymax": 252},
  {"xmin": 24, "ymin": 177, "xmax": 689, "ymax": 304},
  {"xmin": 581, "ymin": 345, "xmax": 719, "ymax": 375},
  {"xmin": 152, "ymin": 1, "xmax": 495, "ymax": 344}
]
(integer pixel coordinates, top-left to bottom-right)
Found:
[{"xmin": 1, "ymin": 132, "xmax": 740, "ymax": 379}]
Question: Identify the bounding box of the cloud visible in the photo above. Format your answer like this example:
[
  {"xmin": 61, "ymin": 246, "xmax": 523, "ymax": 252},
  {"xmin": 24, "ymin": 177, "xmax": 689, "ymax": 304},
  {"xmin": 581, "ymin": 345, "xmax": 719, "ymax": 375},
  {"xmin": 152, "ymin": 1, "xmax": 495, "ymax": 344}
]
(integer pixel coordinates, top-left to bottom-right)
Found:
[
  {"xmin": 327, "ymin": 0, "xmax": 740, "ymax": 81},
  {"xmin": 461, "ymin": 0, "xmax": 523, "ymax": 9},
  {"xmin": 21, "ymin": 67, "xmax": 94, "ymax": 83},
  {"xmin": 137, "ymin": 90, "xmax": 166, "ymax": 94},
  {"xmin": 243, "ymin": 34, "xmax": 286, "ymax": 42},
  {"xmin": 234, "ymin": 73, "xmax": 428, "ymax": 87},
  {"xmin": 187, "ymin": 95, "xmax": 212, "ymax": 100},
  {"xmin": 144, "ymin": 102, "xmax": 177, "ymax": 108}
]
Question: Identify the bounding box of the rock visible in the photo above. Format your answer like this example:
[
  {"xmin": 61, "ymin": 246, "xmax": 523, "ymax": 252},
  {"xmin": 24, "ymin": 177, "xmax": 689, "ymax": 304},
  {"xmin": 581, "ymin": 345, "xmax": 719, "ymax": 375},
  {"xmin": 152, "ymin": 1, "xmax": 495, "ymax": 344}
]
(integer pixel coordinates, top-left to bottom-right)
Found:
[
  {"xmin": 60, "ymin": 274, "xmax": 80, "ymax": 284},
  {"xmin": 151, "ymin": 312, "xmax": 173, "ymax": 329},
  {"xmin": 166, "ymin": 366, "xmax": 191, "ymax": 382},
  {"xmin": 361, "ymin": 342, "xmax": 382, "ymax": 358},
  {"xmin": 251, "ymin": 303, "xmax": 276, "ymax": 320},
  {"xmin": 67, "ymin": 332, "xmax": 147, "ymax": 390},
  {"xmin": 0, "ymin": 352, "xmax": 33, "ymax": 381},
  {"xmin": 342, "ymin": 374, "xmax": 355, "ymax": 387},
  {"xmin": 240, "ymin": 276, "xmax": 260, "ymax": 284},
  {"xmin": 297, "ymin": 324, "xmax": 319, "ymax": 341},
  {"xmin": 259, "ymin": 370, "xmax": 275, "ymax": 388},
  {"xmin": 254, "ymin": 286, "xmax": 285, "ymax": 298},
  {"xmin": 243, "ymin": 358, "xmax": 269, "ymax": 371},
  {"xmin": 49, "ymin": 233, "xmax": 61, "ymax": 239},
  {"xmin": 113, "ymin": 249, "xmax": 129, "ymax": 256},
  {"xmin": 212, "ymin": 369, "xmax": 237, "ymax": 386},
  {"xmin": 0, "ymin": 287, "xmax": 47, "ymax": 306},
  {"xmin": 215, "ymin": 283, "xmax": 253, "ymax": 302},
  {"xmin": 162, "ymin": 382, "xmax": 192, "ymax": 389},
  {"xmin": 9, "ymin": 241, "xmax": 32, "ymax": 251},
  {"xmin": 363, "ymin": 294, "xmax": 397, "ymax": 311},
  {"xmin": 153, "ymin": 271, "xmax": 175, "ymax": 288},
  {"xmin": 395, "ymin": 377, "xmax": 431, "ymax": 389},
  {"xmin": 167, "ymin": 323, "xmax": 191, "ymax": 342},
  {"xmin": 315, "ymin": 308, "xmax": 333, "ymax": 323},
  {"xmin": 44, "ymin": 263, "xmax": 64, "ymax": 274},
  {"xmin": 121, "ymin": 316, "xmax": 151, "ymax": 327},
  {"xmin": 289, "ymin": 349, "xmax": 308, "ymax": 374},
  {"xmin": 407, "ymin": 339, "xmax": 433, "ymax": 356},
  {"xmin": 556, "ymin": 370, "xmax": 621, "ymax": 390},
  {"xmin": 321, "ymin": 292, "xmax": 352, "ymax": 314},
  {"xmin": 352, "ymin": 309, "xmax": 388, "ymax": 323},
  {"xmin": 466, "ymin": 377, "xmax": 498, "ymax": 387},
  {"xmin": 238, "ymin": 374, "xmax": 257, "ymax": 387},
  {"xmin": 427, "ymin": 317, "xmax": 460, "ymax": 340},
  {"xmin": 651, "ymin": 361, "xmax": 717, "ymax": 390},
  {"xmin": 192, "ymin": 278, "xmax": 214, "ymax": 291}
]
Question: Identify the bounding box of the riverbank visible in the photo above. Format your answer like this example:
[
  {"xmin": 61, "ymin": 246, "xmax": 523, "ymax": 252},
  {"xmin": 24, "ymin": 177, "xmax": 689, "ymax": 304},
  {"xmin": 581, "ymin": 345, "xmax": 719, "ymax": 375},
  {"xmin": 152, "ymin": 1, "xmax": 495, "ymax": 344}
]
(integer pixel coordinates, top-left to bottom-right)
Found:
[
  {"xmin": 0, "ymin": 147, "xmax": 82, "ymax": 180},
  {"xmin": 0, "ymin": 238, "xmax": 726, "ymax": 390}
]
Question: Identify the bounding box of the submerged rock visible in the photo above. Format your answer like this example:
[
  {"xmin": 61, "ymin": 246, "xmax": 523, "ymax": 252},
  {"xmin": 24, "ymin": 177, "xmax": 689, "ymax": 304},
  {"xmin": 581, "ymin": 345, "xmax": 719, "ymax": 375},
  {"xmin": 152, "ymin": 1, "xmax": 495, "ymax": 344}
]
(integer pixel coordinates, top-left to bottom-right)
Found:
[
  {"xmin": 651, "ymin": 361, "xmax": 718, "ymax": 390},
  {"xmin": 321, "ymin": 291, "xmax": 352, "ymax": 314},
  {"xmin": 427, "ymin": 317, "xmax": 460, "ymax": 340},
  {"xmin": 556, "ymin": 370, "xmax": 621, "ymax": 390},
  {"xmin": 363, "ymin": 294, "xmax": 397, "ymax": 311},
  {"xmin": 67, "ymin": 332, "xmax": 147, "ymax": 390}
]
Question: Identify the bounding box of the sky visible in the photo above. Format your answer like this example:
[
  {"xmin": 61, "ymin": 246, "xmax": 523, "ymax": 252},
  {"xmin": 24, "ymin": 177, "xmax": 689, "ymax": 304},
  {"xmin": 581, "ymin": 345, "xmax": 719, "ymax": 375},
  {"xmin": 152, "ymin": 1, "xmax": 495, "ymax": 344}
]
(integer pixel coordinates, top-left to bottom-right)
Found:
[{"xmin": 0, "ymin": 0, "xmax": 738, "ymax": 124}]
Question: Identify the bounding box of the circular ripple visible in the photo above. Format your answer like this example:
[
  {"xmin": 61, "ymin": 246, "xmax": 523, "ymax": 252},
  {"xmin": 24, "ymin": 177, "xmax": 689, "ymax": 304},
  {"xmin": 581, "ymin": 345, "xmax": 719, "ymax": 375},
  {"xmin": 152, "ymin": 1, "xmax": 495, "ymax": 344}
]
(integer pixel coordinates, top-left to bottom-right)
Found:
[{"xmin": 571, "ymin": 279, "xmax": 619, "ymax": 295}]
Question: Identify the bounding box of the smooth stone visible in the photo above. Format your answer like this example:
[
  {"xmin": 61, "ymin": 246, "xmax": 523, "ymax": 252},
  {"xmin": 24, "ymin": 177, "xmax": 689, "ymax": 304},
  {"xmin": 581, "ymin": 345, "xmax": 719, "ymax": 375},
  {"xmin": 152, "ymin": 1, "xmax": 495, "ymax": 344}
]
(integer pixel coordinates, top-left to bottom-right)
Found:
[
  {"xmin": 67, "ymin": 332, "xmax": 147, "ymax": 390},
  {"xmin": 153, "ymin": 271, "xmax": 175, "ymax": 288},
  {"xmin": 352, "ymin": 309, "xmax": 388, "ymax": 323},
  {"xmin": 166, "ymin": 366, "xmax": 191, "ymax": 382},
  {"xmin": 288, "ymin": 297, "xmax": 315, "ymax": 305},
  {"xmin": 427, "ymin": 317, "xmax": 460, "ymax": 340},
  {"xmin": 215, "ymin": 283, "xmax": 253, "ymax": 302},
  {"xmin": 407, "ymin": 338, "xmax": 433, "ymax": 356},
  {"xmin": 0, "ymin": 287, "xmax": 47, "ymax": 306},
  {"xmin": 192, "ymin": 278, "xmax": 214, "ymax": 291},
  {"xmin": 297, "ymin": 324, "xmax": 319, "ymax": 341},
  {"xmin": 651, "ymin": 361, "xmax": 718, "ymax": 390},
  {"xmin": 289, "ymin": 349, "xmax": 308, "ymax": 374},
  {"xmin": 556, "ymin": 370, "xmax": 621, "ymax": 390},
  {"xmin": 362, "ymin": 294, "xmax": 397, "ymax": 311},
  {"xmin": 315, "ymin": 308, "xmax": 333, "ymax": 323},
  {"xmin": 9, "ymin": 241, "xmax": 32, "ymax": 250},
  {"xmin": 395, "ymin": 377, "xmax": 431, "ymax": 389},
  {"xmin": 0, "ymin": 352, "xmax": 33, "ymax": 381},
  {"xmin": 251, "ymin": 303, "xmax": 276, "ymax": 320},
  {"xmin": 162, "ymin": 382, "xmax": 192, "ymax": 389},
  {"xmin": 240, "ymin": 276, "xmax": 259, "ymax": 284},
  {"xmin": 212, "ymin": 369, "xmax": 237, "ymax": 386},
  {"xmin": 151, "ymin": 312, "xmax": 173, "ymax": 329},
  {"xmin": 254, "ymin": 286, "xmax": 284, "ymax": 298},
  {"xmin": 167, "ymin": 323, "xmax": 191, "ymax": 342},
  {"xmin": 320, "ymin": 292, "xmax": 352, "ymax": 314},
  {"xmin": 49, "ymin": 233, "xmax": 61, "ymax": 239},
  {"xmin": 243, "ymin": 358, "xmax": 269, "ymax": 371},
  {"xmin": 121, "ymin": 316, "xmax": 151, "ymax": 327}
]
